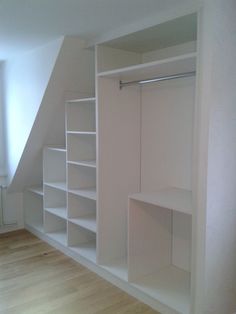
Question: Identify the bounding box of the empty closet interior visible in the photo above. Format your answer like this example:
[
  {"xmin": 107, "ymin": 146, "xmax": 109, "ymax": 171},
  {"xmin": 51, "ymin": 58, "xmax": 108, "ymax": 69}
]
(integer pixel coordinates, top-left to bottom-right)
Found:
[{"xmin": 96, "ymin": 12, "xmax": 197, "ymax": 314}]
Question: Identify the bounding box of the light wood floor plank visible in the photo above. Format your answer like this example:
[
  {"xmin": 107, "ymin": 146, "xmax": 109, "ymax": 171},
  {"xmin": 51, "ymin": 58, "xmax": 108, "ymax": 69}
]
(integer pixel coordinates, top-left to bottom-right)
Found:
[{"xmin": 0, "ymin": 230, "xmax": 159, "ymax": 314}]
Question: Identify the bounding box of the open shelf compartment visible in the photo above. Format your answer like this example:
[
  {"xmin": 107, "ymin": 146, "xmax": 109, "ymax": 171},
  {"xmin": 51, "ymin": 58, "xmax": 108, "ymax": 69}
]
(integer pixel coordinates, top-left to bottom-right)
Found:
[
  {"xmin": 68, "ymin": 193, "xmax": 96, "ymax": 233},
  {"xmin": 67, "ymin": 132, "xmax": 96, "ymax": 164},
  {"xmin": 128, "ymin": 197, "xmax": 192, "ymax": 314},
  {"xmin": 67, "ymin": 163, "xmax": 96, "ymax": 201},
  {"xmin": 101, "ymin": 257, "xmax": 128, "ymax": 281},
  {"xmin": 44, "ymin": 211, "xmax": 67, "ymax": 246},
  {"xmin": 43, "ymin": 146, "xmax": 66, "ymax": 186},
  {"xmin": 68, "ymin": 221, "xmax": 96, "ymax": 263},
  {"xmin": 98, "ymin": 53, "xmax": 196, "ymax": 84},
  {"xmin": 44, "ymin": 185, "xmax": 67, "ymax": 220},
  {"xmin": 66, "ymin": 98, "xmax": 96, "ymax": 132}
]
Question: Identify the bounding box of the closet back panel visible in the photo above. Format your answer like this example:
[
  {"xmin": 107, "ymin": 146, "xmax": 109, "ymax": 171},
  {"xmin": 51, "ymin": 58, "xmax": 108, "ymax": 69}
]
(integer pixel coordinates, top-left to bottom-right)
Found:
[{"xmin": 141, "ymin": 77, "xmax": 195, "ymax": 192}]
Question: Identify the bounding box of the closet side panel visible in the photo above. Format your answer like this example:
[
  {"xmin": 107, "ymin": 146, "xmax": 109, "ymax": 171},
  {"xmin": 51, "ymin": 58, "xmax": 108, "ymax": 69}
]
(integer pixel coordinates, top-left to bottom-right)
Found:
[
  {"xmin": 141, "ymin": 77, "xmax": 195, "ymax": 192},
  {"xmin": 97, "ymin": 77, "xmax": 140, "ymax": 263}
]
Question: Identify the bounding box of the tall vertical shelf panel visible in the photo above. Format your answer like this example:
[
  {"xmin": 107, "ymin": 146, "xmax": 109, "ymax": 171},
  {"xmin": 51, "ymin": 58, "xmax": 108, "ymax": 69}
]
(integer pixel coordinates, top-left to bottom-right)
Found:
[{"xmin": 66, "ymin": 98, "xmax": 97, "ymax": 262}]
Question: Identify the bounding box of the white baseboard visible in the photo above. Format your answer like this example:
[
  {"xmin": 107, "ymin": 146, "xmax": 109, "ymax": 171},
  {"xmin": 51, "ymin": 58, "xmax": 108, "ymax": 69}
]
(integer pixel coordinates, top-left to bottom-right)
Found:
[{"xmin": 0, "ymin": 224, "xmax": 23, "ymax": 234}]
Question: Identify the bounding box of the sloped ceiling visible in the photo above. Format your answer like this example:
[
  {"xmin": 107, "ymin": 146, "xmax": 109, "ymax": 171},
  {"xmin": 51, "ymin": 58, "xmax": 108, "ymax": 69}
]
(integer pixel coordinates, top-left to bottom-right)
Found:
[{"xmin": 0, "ymin": 0, "xmax": 201, "ymax": 60}]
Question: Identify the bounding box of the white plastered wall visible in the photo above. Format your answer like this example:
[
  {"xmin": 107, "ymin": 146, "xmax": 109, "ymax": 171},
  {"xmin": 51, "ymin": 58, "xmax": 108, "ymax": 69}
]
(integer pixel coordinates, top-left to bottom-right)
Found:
[
  {"xmin": 3, "ymin": 37, "xmax": 64, "ymax": 184},
  {"xmin": 194, "ymin": 1, "xmax": 236, "ymax": 313}
]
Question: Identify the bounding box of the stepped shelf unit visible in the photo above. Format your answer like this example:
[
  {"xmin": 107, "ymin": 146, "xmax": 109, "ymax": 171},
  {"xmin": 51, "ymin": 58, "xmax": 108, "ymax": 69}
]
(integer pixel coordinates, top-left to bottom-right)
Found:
[
  {"xmin": 24, "ymin": 12, "xmax": 200, "ymax": 314},
  {"xmin": 24, "ymin": 97, "xmax": 97, "ymax": 260},
  {"xmin": 66, "ymin": 97, "xmax": 97, "ymax": 262}
]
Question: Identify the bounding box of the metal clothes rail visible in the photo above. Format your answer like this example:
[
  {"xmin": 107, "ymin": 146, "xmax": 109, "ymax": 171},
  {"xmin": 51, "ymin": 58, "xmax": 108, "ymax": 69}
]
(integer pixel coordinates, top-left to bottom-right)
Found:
[{"xmin": 119, "ymin": 71, "xmax": 196, "ymax": 89}]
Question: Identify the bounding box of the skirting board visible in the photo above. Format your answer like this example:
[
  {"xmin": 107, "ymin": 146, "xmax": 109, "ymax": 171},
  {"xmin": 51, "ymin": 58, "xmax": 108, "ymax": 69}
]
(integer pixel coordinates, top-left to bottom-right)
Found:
[
  {"xmin": 0, "ymin": 224, "xmax": 22, "ymax": 234},
  {"xmin": 25, "ymin": 224, "xmax": 181, "ymax": 314}
]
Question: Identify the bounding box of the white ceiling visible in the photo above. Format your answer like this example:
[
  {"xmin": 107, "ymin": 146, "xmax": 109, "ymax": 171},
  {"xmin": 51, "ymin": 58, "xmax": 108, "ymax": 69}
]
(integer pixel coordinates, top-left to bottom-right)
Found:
[{"xmin": 0, "ymin": 0, "xmax": 201, "ymax": 61}]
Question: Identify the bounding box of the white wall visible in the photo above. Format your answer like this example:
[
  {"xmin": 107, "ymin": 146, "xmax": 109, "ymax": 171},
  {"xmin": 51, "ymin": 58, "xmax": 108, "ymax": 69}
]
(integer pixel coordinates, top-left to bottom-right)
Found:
[
  {"xmin": 3, "ymin": 37, "xmax": 64, "ymax": 184},
  {"xmin": 195, "ymin": 1, "xmax": 236, "ymax": 313},
  {"xmin": 9, "ymin": 37, "xmax": 95, "ymax": 192},
  {"xmin": 0, "ymin": 63, "xmax": 6, "ymax": 177}
]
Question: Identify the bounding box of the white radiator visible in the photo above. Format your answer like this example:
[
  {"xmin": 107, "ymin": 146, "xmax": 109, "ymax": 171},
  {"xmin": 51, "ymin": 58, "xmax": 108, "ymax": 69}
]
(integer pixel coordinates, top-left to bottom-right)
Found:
[
  {"xmin": 0, "ymin": 186, "xmax": 3, "ymax": 226},
  {"xmin": 0, "ymin": 186, "xmax": 17, "ymax": 226},
  {"xmin": 0, "ymin": 186, "xmax": 6, "ymax": 226}
]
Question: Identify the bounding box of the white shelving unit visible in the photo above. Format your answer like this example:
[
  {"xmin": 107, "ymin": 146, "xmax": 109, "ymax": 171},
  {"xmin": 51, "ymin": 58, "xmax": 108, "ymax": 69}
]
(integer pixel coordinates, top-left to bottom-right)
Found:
[
  {"xmin": 96, "ymin": 20, "xmax": 196, "ymax": 313},
  {"xmin": 66, "ymin": 97, "xmax": 97, "ymax": 262},
  {"xmin": 43, "ymin": 147, "xmax": 67, "ymax": 244},
  {"xmin": 24, "ymin": 13, "xmax": 204, "ymax": 314}
]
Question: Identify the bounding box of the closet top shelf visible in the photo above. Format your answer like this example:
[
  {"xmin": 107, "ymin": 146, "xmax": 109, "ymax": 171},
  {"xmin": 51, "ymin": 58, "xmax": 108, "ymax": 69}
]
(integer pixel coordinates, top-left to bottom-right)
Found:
[
  {"xmin": 67, "ymin": 97, "xmax": 95, "ymax": 104},
  {"xmin": 97, "ymin": 53, "xmax": 196, "ymax": 83},
  {"xmin": 129, "ymin": 187, "xmax": 192, "ymax": 215}
]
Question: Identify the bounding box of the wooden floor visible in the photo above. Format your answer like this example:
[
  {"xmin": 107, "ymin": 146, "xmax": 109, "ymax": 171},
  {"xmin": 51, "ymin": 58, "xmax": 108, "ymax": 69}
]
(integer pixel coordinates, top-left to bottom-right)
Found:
[{"xmin": 0, "ymin": 230, "xmax": 159, "ymax": 314}]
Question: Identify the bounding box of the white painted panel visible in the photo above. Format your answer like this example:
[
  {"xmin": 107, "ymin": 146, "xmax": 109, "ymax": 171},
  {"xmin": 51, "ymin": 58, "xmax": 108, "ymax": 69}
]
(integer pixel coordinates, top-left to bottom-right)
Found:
[
  {"xmin": 141, "ymin": 77, "xmax": 195, "ymax": 192},
  {"xmin": 130, "ymin": 188, "xmax": 193, "ymax": 215},
  {"xmin": 128, "ymin": 199, "xmax": 172, "ymax": 281},
  {"xmin": 142, "ymin": 41, "xmax": 197, "ymax": 63},
  {"xmin": 96, "ymin": 45, "xmax": 141, "ymax": 73},
  {"xmin": 197, "ymin": 1, "xmax": 236, "ymax": 313},
  {"xmin": 172, "ymin": 211, "xmax": 192, "ymax": 272},
  {"xmin": 97, "ymin": 77, "xmax": 140, "ymax": 263}
]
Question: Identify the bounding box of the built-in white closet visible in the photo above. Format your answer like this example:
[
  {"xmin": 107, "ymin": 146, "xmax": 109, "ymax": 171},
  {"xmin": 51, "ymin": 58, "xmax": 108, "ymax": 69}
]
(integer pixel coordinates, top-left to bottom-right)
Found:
[{"xmin": 24, "ymin": 13, "xmax": 199, "ymax": 314}]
